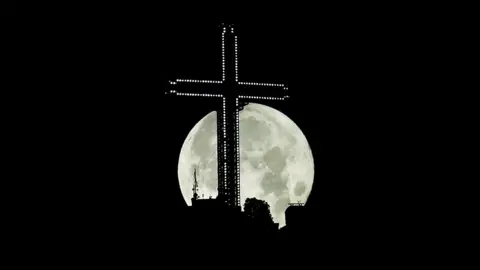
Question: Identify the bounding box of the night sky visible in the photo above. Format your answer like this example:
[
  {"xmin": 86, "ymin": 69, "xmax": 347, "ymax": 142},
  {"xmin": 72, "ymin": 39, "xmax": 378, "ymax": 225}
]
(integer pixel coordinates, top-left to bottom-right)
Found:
[
  {"xmin": 0, "ymin": 0, "xmax": 15, "ymax": 16},
  {"xmin": 22, "ymin": 3, "xmax": 446, "ymax": 259}
]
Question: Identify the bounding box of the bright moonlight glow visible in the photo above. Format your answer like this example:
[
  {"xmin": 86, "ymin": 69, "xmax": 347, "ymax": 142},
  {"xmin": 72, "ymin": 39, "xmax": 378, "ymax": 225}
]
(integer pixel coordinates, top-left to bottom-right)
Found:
[{"xmin": 177, "ymin": 103, "xmax": 314, "ymax": 228}]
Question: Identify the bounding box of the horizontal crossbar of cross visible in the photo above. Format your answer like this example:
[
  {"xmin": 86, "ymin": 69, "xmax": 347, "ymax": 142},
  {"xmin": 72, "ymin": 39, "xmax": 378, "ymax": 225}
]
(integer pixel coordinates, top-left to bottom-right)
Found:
[{"xmin": 167, "ymin": 79, "xmax": 289, "ymax": 100}]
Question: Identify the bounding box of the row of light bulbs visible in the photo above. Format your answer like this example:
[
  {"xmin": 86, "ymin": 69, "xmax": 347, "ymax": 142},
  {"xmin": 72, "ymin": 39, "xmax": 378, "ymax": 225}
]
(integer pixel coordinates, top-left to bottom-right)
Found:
[
  {"xmin": 171, "ymin": 79, "xmax": 288, "ymax": 91},
  {"xmin": 170, "ymin": 90, "xmax": 222, "ymax": 98},
  {"xmin": 235, "ymin": 36, "xmax": 239, "ymax": 82},
  {"xmin": 173, "ymin": 79, "xmax": 288, "ymax": 90},
  {"xmin": 222, "ymin": 98, "xmax": 227, "ymax": 167},
  {"xmin": 170, "ymin": 91, "xmax": 289, "ymax": 100},
  {"xmin": 236, "ymin": 108, "xmax": 241, "ymax": 205},
  {"xmin": 238, "ymin": 95, "xmax": 288, "ymax": 100},
  {"xmin": 224, "ymin": 161, "xmax": 227, "ymax": 183},
  {"xmin": 175, "ymin": 79, "xmax": 222, "ymax": 84},
  {"xmin": 222, "ymin": 97, "xmax": 226, "ymax": 139},
  {"xmin": 235, "ymin": 98, "xmax": 240, "ymax": 183},
  {"xmin": 238, "ymin": 82, "xmax": 285, "ymax": 87},
  {"xmin": 222, "ymin": 31, "xmax": 226, "ymax": 81}
]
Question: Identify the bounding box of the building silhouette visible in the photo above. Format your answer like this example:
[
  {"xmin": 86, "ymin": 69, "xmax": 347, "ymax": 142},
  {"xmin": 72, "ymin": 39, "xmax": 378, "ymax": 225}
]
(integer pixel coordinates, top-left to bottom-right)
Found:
[
  {"xmin": 188, "ymin": 167, "xmax": 282, "ymax": 241},
  {"xmin": 277, "ymin": 202, "xmax": 307, "ymax": 240}
]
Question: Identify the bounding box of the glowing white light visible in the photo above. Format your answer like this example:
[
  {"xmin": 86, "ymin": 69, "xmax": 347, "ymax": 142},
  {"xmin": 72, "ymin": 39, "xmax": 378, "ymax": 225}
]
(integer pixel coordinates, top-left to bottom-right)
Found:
[
  {"xmin": 234, "ymin": 36, "xmax": 239, "ymax": 82},
  {"xmin": 224, "ymin": 161, "xmax": 227, "ymax": 181},
  {"xmin": 174, "ymin": 92, "xmax": 224, "ymax": 98},
  {"xmin": 237, "ymin": 82, "xmax": 286, "ymax": 87},
  {"xmin": 222, "ymin": 32, "xmax": 226, "ymax": 81}
]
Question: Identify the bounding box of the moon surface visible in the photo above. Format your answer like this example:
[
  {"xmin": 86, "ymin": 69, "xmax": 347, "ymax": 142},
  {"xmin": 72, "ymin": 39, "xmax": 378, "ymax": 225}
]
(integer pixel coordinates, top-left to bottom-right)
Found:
[{"xmin": 178, "ymin": 103, "xmax": 314, "ymax": 228}]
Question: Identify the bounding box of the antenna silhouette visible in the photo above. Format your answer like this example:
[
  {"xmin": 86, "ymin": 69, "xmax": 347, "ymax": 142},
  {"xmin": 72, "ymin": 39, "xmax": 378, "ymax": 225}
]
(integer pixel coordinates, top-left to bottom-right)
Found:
[
  {"xmin": 289, "ymin": 202, "xmax": 305, "ymax": 206},
  {"xmin": 192, "ymin": 165, "xmax": 199, "ymax": 201}
]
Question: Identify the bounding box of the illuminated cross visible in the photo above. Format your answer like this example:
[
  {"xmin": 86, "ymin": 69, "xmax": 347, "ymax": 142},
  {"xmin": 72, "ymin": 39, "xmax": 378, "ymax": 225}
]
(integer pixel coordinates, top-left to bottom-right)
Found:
[{"xmin": 167, "ymin": 23, "xmax": 289, "ymax": 209}]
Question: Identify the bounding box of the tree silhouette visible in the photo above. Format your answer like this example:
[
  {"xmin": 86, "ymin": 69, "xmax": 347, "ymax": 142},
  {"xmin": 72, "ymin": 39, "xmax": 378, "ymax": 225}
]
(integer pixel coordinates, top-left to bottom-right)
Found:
[{"xmin": 243, "ymin": 197, "xmax": 273, "ymax": 225}]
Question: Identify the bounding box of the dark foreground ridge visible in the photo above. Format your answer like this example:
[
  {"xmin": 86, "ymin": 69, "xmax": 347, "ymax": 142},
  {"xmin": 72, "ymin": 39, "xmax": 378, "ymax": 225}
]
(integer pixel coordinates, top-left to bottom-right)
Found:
[{"xmin": 186, "ymin": 195, "xmax": 306, "ymax": 242}]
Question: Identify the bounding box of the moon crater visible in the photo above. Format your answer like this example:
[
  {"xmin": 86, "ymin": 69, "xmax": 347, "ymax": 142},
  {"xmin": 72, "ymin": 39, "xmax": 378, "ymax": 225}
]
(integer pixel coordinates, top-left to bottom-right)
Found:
[
  {"xmin": 261, "ymin": 171, "xmax": 288, "ymax": 197},
  {"xmin": 294, "ymin": 181, "xmax": 307, "ymax": 196},
  {"xmin": 264, "ymin": 146, "xmax": 286, "ymax": 173}
]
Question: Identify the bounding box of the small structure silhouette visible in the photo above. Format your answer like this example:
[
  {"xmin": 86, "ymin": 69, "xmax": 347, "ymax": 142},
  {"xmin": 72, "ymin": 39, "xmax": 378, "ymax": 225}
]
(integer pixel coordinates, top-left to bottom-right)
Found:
[
  {"xmin": 285, "ymin": 202, "xmax": 306, "ymax": 227},
  {"xmin": 188, "ymin": 169, "xmax": 281, "ymax": 241},
  {"xmin": 276, "ymin": 202, "xmax": 308, "ymax": 241}
]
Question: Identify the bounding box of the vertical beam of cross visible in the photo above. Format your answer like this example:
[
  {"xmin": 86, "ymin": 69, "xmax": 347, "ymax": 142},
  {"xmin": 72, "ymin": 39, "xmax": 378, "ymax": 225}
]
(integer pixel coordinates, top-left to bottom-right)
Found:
[{"xmin": 167, "ymin": 23, "xmax": 289, "ymax": 209}]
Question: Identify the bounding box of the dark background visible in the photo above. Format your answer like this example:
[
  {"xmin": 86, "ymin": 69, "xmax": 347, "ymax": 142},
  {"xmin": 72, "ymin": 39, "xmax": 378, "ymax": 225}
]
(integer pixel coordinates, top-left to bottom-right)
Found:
[
  {"xmin": 1, "ymin": 0, "xmax": 16, "ymax": 16},
  {"xmin": 16, "ymin": 3, "xmax": 455, "ymax": 263}
]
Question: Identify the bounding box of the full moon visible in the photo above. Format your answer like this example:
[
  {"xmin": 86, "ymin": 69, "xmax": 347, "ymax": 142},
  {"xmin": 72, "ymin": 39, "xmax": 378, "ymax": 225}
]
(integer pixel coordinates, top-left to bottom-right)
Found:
[{"xmin": 178, "ymin": 103, "xmax": 314, "ymax": 228}]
